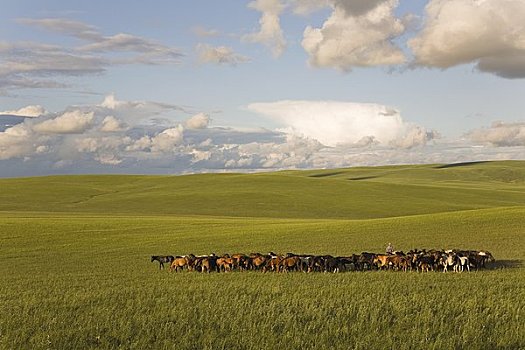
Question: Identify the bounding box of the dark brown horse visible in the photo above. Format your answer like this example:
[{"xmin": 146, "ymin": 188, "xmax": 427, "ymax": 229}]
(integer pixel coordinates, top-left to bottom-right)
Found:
[{"xmin": 151, "ymin": 255, "xmax": 175, "ymax": 270}]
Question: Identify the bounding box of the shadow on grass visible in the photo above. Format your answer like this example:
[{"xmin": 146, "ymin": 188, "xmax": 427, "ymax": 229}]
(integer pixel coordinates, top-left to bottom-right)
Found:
[
  {"xmin": 309, "ymin": 171, "xmax": 346, "ymax": 178},
  {"xmin": 348, "ymin": 176, "xmax": 378, "ymax": 181},
  {"xmin": 490, "ymin": 260, "xmax": 522, "ymax": 269},
  {"xmin": 434, "ymin": 161, "xmax": 490, "ymax": 169}
]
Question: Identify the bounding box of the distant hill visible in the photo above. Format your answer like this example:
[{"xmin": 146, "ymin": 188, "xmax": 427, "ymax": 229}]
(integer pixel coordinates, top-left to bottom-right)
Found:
[{"xmin": 0, "ymin": 160, "xmax": 524, "ymax": 219}]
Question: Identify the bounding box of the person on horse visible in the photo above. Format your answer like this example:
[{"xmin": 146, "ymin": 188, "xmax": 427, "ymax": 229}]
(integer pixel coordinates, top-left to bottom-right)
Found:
[{"xmin": 386, "ymin": 243, "xmax": 394, "ymax": 255}]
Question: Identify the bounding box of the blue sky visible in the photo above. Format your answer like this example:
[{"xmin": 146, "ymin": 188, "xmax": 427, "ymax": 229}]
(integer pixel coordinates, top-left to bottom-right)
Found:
[{"xmin": 0, "ymin": 0, "xmax": 524, "ymax": 176}]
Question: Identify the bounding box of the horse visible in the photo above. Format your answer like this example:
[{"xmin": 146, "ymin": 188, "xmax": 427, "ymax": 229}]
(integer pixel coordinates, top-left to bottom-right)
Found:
[
  {"xmin": 457, "ymin": 256, "xmax": 470, "ymax": 272},
  {"xmin": 151, "ymin": 255, "xmax": 175, "ymax": 270},
  {"xmin": 169, "ymin": 256, "xmax": 189, "ymax": 272},
  {"xmin": 216, "ymin": 256, "xmax": 235, "ymax": 272},
  {"xmin": 441, "ymin": 254, "xmax": 458, "ymax": 273},
  {"xmin": 280, "ymin": 256, "xmax": 301, "ymax": 272}
]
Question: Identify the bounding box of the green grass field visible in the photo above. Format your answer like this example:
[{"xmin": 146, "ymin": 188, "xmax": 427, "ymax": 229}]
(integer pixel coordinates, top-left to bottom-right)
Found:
[{"xmin": 0, "ymin": 161, "xmax": 524, "ymax": 349}]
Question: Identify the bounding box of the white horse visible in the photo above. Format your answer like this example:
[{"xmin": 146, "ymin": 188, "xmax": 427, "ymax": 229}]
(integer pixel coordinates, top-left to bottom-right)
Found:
[
  {"xmin": 457, "ymin": 256, "xmax": 470, "ymax": 272},
  {"xmin": 442, "ymin": 254, "xmax": 460, "ymax": 272}
]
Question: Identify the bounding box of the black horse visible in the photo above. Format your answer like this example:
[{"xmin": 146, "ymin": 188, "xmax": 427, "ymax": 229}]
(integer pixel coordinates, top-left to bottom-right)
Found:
[{"xmin": 151, "ymin": 255, "xmax": 175, "ymax": 270}]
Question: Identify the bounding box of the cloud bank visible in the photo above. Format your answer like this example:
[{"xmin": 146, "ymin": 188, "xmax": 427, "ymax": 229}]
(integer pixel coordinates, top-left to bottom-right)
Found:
[
  {"xmin": 467, "ymin": 122, "xmax": 525, "ymax": 147},
  {"xmin": 0, "ymin": 97, "xmax": 523, "ymax": 176},
  {"xmin": 0, "ymin": 105, "xmax": 47, "ymax": 117}
]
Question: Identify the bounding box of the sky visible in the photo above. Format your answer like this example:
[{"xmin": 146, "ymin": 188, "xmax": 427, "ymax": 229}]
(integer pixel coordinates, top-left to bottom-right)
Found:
[{"xmin": 0, "ymin": 0, "xmax": 524, "ymax": 177}]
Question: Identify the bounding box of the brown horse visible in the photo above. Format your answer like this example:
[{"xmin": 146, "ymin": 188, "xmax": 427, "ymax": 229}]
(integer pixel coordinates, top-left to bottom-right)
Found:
[
  {"xmin": 280, "ymin": 256, "xmax": 300, "ymax": 272},
  {"xmin": 169, "ymin": 257, "xmax": 188, "ymax": 272},
  {"xmin": 249, "ymin": 255, "xmax": 268, "ymax": 271},
  {"xmin": 216, "ymin": 256, "xmax": 235, "ymax": 272}
]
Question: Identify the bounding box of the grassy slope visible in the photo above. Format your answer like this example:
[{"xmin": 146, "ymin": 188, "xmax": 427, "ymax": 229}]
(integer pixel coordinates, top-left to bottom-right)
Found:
[
  {"xmin": 0, "ymin": 161, "xmax": 524, "ymax": 349},
  {"xmin": 0, "ymin": 160, "xmax": 524, "ymax": 219}
]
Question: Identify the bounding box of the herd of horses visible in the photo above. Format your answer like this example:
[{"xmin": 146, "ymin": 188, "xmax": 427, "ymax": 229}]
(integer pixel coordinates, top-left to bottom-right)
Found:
[{"xmin": 151, "ymin": 249, "xmax": 495, "ymax": 273}]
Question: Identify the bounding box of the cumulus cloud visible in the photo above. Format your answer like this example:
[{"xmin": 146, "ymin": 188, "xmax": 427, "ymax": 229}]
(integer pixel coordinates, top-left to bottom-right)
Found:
[
  {"xmin": 127, "ymin": 125, "xmax": 185, "ymax": 154},
  {"xmin": 390, "ymin": 126, "xmax": 440, "ymax": 149},
  {"xmin": 0, "ymin": 93, "xmax": 193, "ymax": 164},
  {"xmin": 33, "ymin": 110, "xmax": 94, "ymax": 134},
  {"xmin": 185, "ymin": 113, "xmax": 210, "ymax": 129},
  {"xmin": 0, "ymin": 105, "xmax": 47, "ymax": 117},
  {"xmin": 100, "ymin": 116, "xmax": 127, "ymax": 132},
  {"xmin": 75, "ymin": 135, "xmax": 131, "ymax": 165},
  {"xmin": 196, "ymin": 44, "xmax": 251, "ymax": 66},
  {"xmin": 248, "ymin": 100, "xmax": 436, "ymax": 148},
  {"xmin": 243, "ymin": 0, "xmax": 287, "ymax": 57},
  {"xmin": 301, "ymin": 0, "xmax": 406, "ymax": 70},
  {"xmin": 151, "ymin": 126, "xmax": 185, "ymax": 152},
  {"xmin": 409, "ymin": 0, "xmax": 525, "ymax": 78},
  {"xmin": 467, "ymin": 122, "xmax": 525, "ymax": 146},
  {"xmin": 0, "ymin": 123, "xmax": 36, "ymax": 160}
]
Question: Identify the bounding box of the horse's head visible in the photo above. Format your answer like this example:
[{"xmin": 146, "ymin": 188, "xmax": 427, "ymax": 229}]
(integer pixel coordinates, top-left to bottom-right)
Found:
[{"xmin": 151, "ymin": 256, "xmax": 157, "ymax": 262}]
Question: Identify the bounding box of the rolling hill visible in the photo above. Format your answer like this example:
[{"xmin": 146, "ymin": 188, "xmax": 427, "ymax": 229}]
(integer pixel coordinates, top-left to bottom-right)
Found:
[{"xmin": 0, "ymin": 160, "xmax": 524, "ymax": 219}]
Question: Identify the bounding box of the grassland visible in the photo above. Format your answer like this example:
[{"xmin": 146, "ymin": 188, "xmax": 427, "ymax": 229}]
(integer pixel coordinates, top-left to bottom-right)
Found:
[{"xmin": 0, "ymin": 161, "xmax": 524, "ymax": 349}]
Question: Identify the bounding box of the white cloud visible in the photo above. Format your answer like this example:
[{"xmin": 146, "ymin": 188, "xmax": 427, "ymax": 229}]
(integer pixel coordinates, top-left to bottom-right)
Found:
[
  {"xmin": 98, "ymin": 93, "xmax": 186, "ymax": 124},
  {"xmin": 390, "ymin": 126, "xmax": 440, "ymax": 149},
  {"xmin": 99, "ymin": 93, "xmax": 124, "ymax": 109},
  {"xmin": 301, "ymin": 0, "xmax": 406, "ymax": 70},
  {"xmin": 128, "ymin": 125, "xmax": 185, "ymax": 154},
  {"xmin": 467, "ymin": 122, "xmax": 525, "ymax": 146},
  {"xmin": 409, "ymin": 0, "xmax": 525, "ymax": 78},
  {"xmin": 248, "ymin": 100, "xmax": 436, "ymax": 148},
  {"xmin": 0, "ymin": 105, "xmax": 47, "ymax": 117},
  {"xmin": 243, "ymin": 0, "xmax": 287, "ymax": 57},
  {"xmin": 75, "ymin": 135, "xmax": 131, "ymax": 164},
  {"xmin": 100, "ymin": 116, "xmax": 126, "ymax": 132},
  {"xmin": 0, "ymin": 96, "xmax": 521, "ymax": 174},
  {"xmin": 185, "ymin": 113, "xmax": 210, "ymax": 129},
  {"xmin": 151, "ymin": 126, "xmax": 184, "ymax": 153},
  {"xmin": 196, "ymin": 44, "xmax": 251, "ymax": 66},
  {"xmin": 0, "ymin": 123, "xmax": 36, "ymax": 160},
  {"xmin": 33, "ymin": 110, "xmax": 94, "ymax": 134}
]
